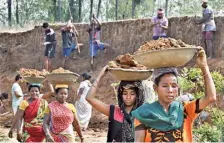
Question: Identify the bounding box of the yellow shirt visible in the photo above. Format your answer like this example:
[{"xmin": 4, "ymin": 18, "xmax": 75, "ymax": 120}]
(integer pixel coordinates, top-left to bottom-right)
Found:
[
  {"xmin": 19, "ymin": 99, "xmax": 48, "ymax": 110},
  {"xmin": 44, "ymin": 102, "xmax": 76, "ymax": 115}
]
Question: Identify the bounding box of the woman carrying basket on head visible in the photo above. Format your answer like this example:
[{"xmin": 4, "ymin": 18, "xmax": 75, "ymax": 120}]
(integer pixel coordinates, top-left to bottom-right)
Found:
[
  {"xmin": 43, "ymin": 84, "xmax": 84, "ymax": 142},
  {"xmin": 133, "ymin": 48, "xmax": 216, "ymax": 142},
  {"xmin": 86, "ymin": 66, "xmax": 145, "ymax": 142}
]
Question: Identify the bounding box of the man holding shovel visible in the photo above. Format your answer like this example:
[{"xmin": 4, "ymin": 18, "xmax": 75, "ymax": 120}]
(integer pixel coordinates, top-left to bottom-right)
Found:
[
  {"xmin": 195, "ymin": 0, "xmax": 216, "ymax": 59},
  {"xmin": 62, "ymin": 20, "xmax": 83, "ymax": 68},
  {"xmin": 87, "ymin": 14, "xmax": 110, "ymax": 69}
]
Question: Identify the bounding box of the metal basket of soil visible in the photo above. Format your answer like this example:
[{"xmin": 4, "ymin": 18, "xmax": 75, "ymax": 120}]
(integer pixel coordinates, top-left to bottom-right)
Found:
[
  {"xmin": 108, "ymin": 68, "xmax": 153, "ymax": 81},
  {"xmin": 133, "ymin": 47, "xmax": 199, "ymax": 68},
  {"xmin": 45, "ymin": 73, "xmax": 80, "ymax": 85},
  {"xmin": 22, "ymin": 76, "xmax": 45, "ymax": 84}
]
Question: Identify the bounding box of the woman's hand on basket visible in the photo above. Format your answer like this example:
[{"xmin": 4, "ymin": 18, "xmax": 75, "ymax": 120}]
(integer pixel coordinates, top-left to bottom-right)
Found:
[
  {"xmin": 98, "ymin": 65, "xmax": 108, "ymax": 78},
  {"xmin": 196, "ymin": 47, "xmax": 208, "ymax": 68}
]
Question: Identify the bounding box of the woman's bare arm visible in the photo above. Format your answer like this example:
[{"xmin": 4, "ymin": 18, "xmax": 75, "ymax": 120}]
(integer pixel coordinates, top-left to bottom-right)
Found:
[{"xmin": 86, "ymin": 66, "xmax": 110, "ymax": 117}]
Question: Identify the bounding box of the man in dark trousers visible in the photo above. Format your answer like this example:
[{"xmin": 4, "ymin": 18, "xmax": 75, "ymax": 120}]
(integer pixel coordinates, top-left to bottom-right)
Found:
[{"xmin": 42, "ymin": 22, "xmax": 56, "ymax": 71}]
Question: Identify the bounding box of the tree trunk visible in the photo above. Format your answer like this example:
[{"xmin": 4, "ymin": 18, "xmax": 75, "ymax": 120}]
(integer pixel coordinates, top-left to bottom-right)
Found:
[
  {"xmin": 132, "ymin": 0, "xmax": 136, "ymax": 18},
  {"xmin": 16, "ymin": 0, "xmax": 19, "ymax": 24},
  {"xmin": 165, "ymin": 0, "xmax": 168, "ymax": 16},
  {"xmin": 97, "ymin": 0, "xmax": 102, "ymax": 18},
  {"xmin": 90, "ymin": 0, "xmax": 93, "ymax": 21},
  {"xmin": 7, "ymin": 0, "xmax": 12, "ymax": 26},
  {"xmin": 53, "ymin": 0, "xmax": 57, "ymax": 22},
  {"xmin": 78, "ymin": 0, "xmax": 82, "ymax": 22},
  {"xmin": 58, "ymin": 0, "xmax": 62, "ymax": 21},
  {"xmin": 151, "ymin": 0, "xmax": 156, "ymax": 16},
  {"xmin": 115, "ymin": 0, "xmax": 118, "ymax": 20}
]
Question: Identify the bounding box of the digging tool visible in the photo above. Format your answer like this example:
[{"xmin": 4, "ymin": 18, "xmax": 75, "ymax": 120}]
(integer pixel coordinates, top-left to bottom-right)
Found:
[
  {"xmin": 91, "ymin": 15, "xmax": 96, "ymax": 69},
  {"xmin": 68, "ymin": 3, "xmax": 81, "ymax": 58}
]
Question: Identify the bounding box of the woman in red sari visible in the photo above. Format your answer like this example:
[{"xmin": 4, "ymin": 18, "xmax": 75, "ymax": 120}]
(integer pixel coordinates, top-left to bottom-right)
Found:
[
  {"xmin": 9, "ymin": 84, "xmax": 48, "ymax": 142},
  {"xmin": 43, "ymin": 84, "xmax": 84, "ymax": 142}
]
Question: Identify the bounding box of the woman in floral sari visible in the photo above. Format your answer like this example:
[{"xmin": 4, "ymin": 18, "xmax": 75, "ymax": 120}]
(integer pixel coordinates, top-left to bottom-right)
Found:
[
  {"xmin": 43, "ymin": 84, "xmax": 84, "ymax": 142},
  {"xmin": 9, "ymin": 84, "xmax": 48, "ymax": 142}
]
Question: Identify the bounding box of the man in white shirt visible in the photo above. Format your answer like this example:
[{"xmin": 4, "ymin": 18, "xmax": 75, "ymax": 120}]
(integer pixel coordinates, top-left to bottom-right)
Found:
[{"xmin": 11, "ymin": 74, "xmax": 23, "ymax": 115}]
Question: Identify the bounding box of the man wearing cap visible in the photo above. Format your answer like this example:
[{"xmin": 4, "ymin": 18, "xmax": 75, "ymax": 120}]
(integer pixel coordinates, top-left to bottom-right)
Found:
[
  {"xmin": 62, "ymin": 20, "xmax": 83, "ymax": 68},
  {"xmin": 195, "ymin": 0, "xmax": 216, "ymax": 59},
  {"xmin": 151, "ymin": 8, "xmax": 168, "ymax": 40}
]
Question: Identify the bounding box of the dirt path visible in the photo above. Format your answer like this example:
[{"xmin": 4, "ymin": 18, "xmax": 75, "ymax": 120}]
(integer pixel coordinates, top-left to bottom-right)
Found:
[{"xmin": 0, "ymin": 126, "xmax": 107, "ymax": 142}]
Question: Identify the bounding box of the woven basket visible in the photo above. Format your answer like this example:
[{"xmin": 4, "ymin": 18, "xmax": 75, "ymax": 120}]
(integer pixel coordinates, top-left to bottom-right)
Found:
[
  {"xmin": 133, "ymin": 47, "xmax": 199, "ymax": 69},
  {"xmin": 45, "ymin": 73, "xmax": 80, "ymax": 85},
  {"xmin": 108, "ymin": 68, "xmax": 152, "ymax": 81},
  {"xmin": 22, "ymin": 76, "xmax": 45, "ymax": 84}
]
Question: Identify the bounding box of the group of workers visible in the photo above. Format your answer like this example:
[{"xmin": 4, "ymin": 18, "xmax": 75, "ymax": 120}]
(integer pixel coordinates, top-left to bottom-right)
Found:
[
  {"xmin": 151, "ymin": 0, "xmax": 216, "ymax": 58},
  {"xmin": 42, "ymin": 14, "xmax": 110, "ymax": 71},
  {"xmin": 0, "ymin": 0, "xmax": 218, "ymax": 142},
  {"xmin": 7, "ymin": 73, "xmax": 92, "ymax": 142}
]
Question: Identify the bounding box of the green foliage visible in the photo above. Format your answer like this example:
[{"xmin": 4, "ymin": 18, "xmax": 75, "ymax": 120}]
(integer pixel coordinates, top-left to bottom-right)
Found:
[
  {"xmin": 194, "ymin": 123, "xmax": 221, "ymax": 142},
  {"xmin": 194, "ymin": 108, "xmax": 224, "ymax": 142},
  {"xmin": 194, "ymin": 91, "xmax": 204, "ymax": 99},
  {"xmin": 211, "ymin": 71, "xmax": 224, "ymax": 94},
  {"xmin": 179, "ymin": 67, "xmax": 224, "ymax": 98},
  {"xmin": 178, "ymin": 76, "xmax": 194, "ymax": 92}
]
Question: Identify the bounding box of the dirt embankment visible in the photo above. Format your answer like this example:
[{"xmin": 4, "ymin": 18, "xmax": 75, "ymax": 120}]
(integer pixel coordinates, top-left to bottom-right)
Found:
[{"xmin": 0, "ymin": 17, "xmax": 224, "ymax": 128}]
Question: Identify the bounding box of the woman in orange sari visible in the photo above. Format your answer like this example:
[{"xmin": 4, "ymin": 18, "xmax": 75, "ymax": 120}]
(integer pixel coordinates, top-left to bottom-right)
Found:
[
  {"xmin": 9, "ymin": 84, "xmax": 48, "ymax": 142},
  {"xmin": 43, "ymin": 84, "xmax": 84, "ymax": 142}
]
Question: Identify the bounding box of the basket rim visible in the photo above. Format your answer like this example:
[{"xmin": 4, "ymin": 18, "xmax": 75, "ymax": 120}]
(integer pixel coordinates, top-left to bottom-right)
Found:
[
  {"xmin": 133, "ymin": 47, "xmax": 200, "ymax": 56},
  {"xmin": 108, "ymin": 67, "xmax": 153, "ymax": 72},
  {"xmin": 22, "ymin": 76, "xmax": 45, "ymax": 79},
  {"xmin": 46, "ymin": 72, "xmax": 80, "ymax": 77}
]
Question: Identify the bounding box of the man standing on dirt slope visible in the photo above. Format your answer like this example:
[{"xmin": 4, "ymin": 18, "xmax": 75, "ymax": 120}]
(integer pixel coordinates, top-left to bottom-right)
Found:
[
  {"xmin": 11, "ymin": 74, "xmax": 23, "ymax": 115},
  {"xmin": 195, "ymin": 0, "xmax": 216, "ymax": 59},
  {"xmin": 151, "ymin": 8, "xmax": 168, "ymax": 40},
  {"xmin": 87, "ymin": 14, "xmax": 110, "ymax": 69},
  {"xmin": 42, "ymin": 22, "xmax": 56, "ymax": 71},
  {"xmin": 62, "ymin": 20, "xmax": 83, "ymax": 68}
]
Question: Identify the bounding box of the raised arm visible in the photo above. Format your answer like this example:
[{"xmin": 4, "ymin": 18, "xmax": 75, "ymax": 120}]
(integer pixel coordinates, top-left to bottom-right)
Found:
[
  {"xmin": 93, "ymin": 14, "xmax": 101, "ymax": 26},
  {"xmin": 42, "ymin": 83, "xmax": 54, "ymax": 99},
  {"xmin": 196, "ymin": 48, "xmax": 216, "ymax": 110},
  {"xmin": 86, "ymin": 66, "xmax": 110, "ymax": 117}
]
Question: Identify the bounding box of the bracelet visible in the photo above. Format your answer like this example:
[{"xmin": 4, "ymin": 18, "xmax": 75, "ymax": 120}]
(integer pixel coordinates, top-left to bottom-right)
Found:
[{"xmin": 203, "ymin": 73, "xmax": 208, "ymax": 77}]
